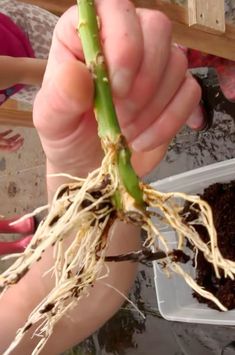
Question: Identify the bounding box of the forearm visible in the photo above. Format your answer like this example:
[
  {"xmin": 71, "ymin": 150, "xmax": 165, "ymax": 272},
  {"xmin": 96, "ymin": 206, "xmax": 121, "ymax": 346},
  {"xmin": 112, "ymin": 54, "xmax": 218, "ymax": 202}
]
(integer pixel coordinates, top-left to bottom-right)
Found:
[
  {"xmin": 0, "ymin": 56, "xmax": 47, "ymax": 89},
  {"xmin": 0, "ymin": 221, "xmax": 140, "ymax": 354},
  {"xmin": 43, "ymin": 222, "xmax": 141, "ymax": 354}
]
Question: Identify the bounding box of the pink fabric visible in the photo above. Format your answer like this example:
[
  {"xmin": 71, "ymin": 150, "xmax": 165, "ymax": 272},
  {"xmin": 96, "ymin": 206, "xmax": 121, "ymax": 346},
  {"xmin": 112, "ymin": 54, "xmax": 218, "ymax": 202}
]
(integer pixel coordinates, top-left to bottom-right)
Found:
[
  {"xmin": 176, "ymin": 44, "xmax": 235, "ymax": 102},
  {"xmin": 0, "ymin": 12, "xmax": 35, "ymax": 105}
]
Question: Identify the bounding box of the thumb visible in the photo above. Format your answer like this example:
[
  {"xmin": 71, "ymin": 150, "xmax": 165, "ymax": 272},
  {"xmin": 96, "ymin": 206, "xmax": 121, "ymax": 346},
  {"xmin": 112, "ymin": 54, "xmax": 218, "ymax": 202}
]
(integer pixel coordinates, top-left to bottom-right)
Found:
[{"xmin": 33, "ymin": 60, "xmax": 94, "ymax": 141}]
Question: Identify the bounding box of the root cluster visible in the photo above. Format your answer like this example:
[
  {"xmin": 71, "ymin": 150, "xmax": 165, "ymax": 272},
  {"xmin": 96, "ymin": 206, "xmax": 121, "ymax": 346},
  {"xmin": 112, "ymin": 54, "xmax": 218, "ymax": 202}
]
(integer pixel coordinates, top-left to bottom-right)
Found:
[{"xmin": 1, "ymin": 147, "xmax": 235, "ymax": 354}]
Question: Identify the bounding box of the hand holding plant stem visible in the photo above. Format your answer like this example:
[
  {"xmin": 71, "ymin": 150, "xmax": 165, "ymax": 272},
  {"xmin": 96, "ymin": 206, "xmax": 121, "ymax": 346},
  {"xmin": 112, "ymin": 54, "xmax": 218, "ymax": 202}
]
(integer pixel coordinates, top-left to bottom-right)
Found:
[{"xmin": 34, "ymin": 1, "xmax": 202, "ymax": 192}]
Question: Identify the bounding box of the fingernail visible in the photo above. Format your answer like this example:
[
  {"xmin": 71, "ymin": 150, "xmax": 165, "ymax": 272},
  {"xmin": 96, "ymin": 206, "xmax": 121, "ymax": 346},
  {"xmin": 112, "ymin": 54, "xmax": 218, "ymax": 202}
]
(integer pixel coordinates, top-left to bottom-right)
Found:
[
  {"xmin": 131, "ymin": 130, "xmax": 152, "ymax": 152},
  {"xmin": 123, "ymin": 122, "xmax": 135, "ymax": 141},
  {"xmin": 186, "ymin": 105, "xmax": 204, "ymax": 130},
  {"xmin": 117, "ymin": 100, "xmax": 137, "ymax": 129},
  {"xmin": 111, "ymin": 69, "xmax": 132, "ymax": 97}
]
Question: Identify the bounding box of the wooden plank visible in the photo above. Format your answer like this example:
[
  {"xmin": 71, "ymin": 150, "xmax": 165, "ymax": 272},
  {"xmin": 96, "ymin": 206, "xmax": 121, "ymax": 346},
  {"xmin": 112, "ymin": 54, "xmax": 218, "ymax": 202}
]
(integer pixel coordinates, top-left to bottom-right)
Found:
[
  {"xmin": 0, "ymin": 100, "xmax": 33, "ymax": 128},
  {"xmin": 18, "ymin": 0, "xmax": 74, "ymax": 16},
  {"xmin": 133, "ymin": 0, "xmax": 235, "ymax": 61},
  {"xmin": 188, "ymin": 0, "xmax": 225, "ymax": 34},
  {"xmin": 0, "ymin": 112, "xmax": 33, "ymax": 127}
]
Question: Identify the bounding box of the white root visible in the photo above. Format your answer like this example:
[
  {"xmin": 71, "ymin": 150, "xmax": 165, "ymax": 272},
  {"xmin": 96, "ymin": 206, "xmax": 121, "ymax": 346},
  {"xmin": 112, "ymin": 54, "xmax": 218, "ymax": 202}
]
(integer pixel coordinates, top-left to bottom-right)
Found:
[
  {"xmin": 144, "ymin": 186, "xmax": 235, "ymax": 279},
  {"xmin": 1, "ymin": 146, "xmax": 235, "ymax": 354},
  {"xmin": 2, "ymin": 149, "xmax": 118, "ymax": 354}
]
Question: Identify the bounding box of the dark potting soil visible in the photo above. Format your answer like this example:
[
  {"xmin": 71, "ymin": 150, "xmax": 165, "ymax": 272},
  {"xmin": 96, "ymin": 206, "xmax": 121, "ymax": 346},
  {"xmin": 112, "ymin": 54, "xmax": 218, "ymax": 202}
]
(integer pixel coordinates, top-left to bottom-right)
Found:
[{"xmin": 183, "ymin": 180, "xmax": 235, "ymax": 310}]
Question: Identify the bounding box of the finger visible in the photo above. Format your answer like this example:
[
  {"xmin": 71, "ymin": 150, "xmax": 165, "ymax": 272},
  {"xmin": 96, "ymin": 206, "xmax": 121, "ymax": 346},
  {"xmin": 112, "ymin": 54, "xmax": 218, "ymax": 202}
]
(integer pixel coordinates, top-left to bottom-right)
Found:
[
  {"xmin": 123, "ymin": 46, "xmax": 188, "ymax": 141},
  {"xmin": 116, "ymin": 9, "xmax": 172, "ymax": 126},
  {"xmin": 186, "ymin": 104, "xmax": 205, "ymax": 130},
  {"xmin": 45, "ymin": 1, "xmax": 143, "ymax": 99},
  {"xmin": 0, "ymin": 138, "xmax": 24, "ymax": 152},
  {"xmin": 97, "ymin": 0, "xmax": 143, "ymax": 97},
  {"xmin": 43, "ymin": 6, "xmax": 83, "ymax": 83},
  {"xmin": 132, "ymin": 142, "xmax": 169, "ymax": 177},
  {"xmin": 130, "ymin": 75, "xmax": 201, "ymax": 152},
  {"xmin": 0, "ymin": 130, "xmax": 13, "ymax": 138},
  {"xmin": 34, "ymin": 60, "xmax": 94, "ymax": 141},
  {"xmin": 5, "ymin": 134, "xmax": 22, "ymax": 144},
  {"xmin": 8, "ymin": 139, "xmax": 24, "ymax": 153}
]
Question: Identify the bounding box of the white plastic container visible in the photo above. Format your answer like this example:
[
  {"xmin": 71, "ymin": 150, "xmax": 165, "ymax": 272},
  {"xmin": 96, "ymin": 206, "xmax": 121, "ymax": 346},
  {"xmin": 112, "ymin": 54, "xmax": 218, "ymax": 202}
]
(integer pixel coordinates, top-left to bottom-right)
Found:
[{"xmin": 151, "ymin": 158, "xmax": 235, "ymax": 325}]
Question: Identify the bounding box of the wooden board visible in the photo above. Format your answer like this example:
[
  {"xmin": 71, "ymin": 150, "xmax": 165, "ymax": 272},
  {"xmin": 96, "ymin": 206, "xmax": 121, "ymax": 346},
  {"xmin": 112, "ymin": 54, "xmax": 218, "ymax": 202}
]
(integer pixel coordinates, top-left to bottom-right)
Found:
[
  {"xmin": 133, "ymin": 0, "xmax": 235, "ymax": 61},
  {"xmin": 0, "ymin": 100, "xmax": 33, "ymax": 128},
  {"xmin": 18, "ymin": 0, "xmax": 74, "ymax": 16},
  {"xmin": 188, "ymin": 0, "xmax": 225, "ymax": 34}
]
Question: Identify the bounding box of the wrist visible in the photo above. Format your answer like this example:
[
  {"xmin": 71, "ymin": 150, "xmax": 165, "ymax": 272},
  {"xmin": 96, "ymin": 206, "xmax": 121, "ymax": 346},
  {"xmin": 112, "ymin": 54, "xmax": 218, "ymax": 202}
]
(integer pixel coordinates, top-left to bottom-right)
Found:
[{"xmin": 46, "ymin": 160, "xmax": 96, "ymax": 203}]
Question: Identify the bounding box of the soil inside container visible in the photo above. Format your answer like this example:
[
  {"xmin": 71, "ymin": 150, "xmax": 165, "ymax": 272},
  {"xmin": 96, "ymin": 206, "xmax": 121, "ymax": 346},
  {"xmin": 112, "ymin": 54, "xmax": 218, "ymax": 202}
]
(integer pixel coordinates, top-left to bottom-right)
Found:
[{"xmin": 183, "ymin": 181, "xmax": 235, "ymax": 310}]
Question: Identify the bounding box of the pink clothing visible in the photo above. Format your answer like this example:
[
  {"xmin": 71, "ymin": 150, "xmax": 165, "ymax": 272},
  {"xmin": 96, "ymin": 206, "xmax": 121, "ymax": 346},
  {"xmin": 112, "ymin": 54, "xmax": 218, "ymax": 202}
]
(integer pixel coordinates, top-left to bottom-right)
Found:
[
  {"xmin": 176, "ymin": 44, "xmax": 235, "ymax": 102},
  {"xmin": 0, "ymin": 12, "xmax": 35, "ymax": 105}
]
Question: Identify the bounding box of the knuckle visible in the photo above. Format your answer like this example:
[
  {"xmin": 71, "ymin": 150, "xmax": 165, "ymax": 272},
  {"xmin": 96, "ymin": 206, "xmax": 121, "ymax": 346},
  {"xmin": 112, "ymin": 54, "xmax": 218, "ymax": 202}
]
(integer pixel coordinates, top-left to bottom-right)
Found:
[
  {"xmin": 113, "ymin": 33, "xmax": 142, "ymax": 68},
  {"xmin": 152, "ymin": 10, "xmax": 172, "ymax": 34},
  {"xmin": 138, "ymin": 9, "xmax": 172, "ymax": 37}
]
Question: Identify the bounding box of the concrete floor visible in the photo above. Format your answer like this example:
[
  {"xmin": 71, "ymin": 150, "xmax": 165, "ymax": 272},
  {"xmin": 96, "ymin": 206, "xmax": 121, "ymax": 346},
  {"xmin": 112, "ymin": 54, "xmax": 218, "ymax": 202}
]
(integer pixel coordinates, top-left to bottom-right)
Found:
[
  {"xmin": 0, "ymin": 126, "xmax": 46, "ymax": 217},
  {"xmin": 0, "ymin": 125, "xmax": 46, "ymax": 271}
]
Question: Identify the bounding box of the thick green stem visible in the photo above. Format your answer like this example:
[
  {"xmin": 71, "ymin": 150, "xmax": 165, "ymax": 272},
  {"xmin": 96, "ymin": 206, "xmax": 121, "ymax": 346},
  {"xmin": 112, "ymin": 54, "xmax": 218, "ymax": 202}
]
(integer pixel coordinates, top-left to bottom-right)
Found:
[{"xmin": 77, "ymin": 0, "xmax": 143, "ymax": 207}]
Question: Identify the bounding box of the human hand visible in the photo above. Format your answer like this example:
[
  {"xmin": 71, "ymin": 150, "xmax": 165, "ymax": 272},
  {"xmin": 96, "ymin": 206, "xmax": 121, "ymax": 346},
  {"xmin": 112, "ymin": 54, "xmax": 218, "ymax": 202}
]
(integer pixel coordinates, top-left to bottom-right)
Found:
[
  {"xmin": 33, "ymin": 0, "xmax": 202, "ymax": 197},
  {"xmin": 0, "ymin": 129, "xmax": 24, "ymax": 152}
]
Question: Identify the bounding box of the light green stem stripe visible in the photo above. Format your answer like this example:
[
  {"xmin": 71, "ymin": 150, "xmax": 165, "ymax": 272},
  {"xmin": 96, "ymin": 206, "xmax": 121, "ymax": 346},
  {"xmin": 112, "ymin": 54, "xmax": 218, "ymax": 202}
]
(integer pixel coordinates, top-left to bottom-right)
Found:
[{"xmin": 77, "ymin": 0, "xmax": 120, "ymax": 139}]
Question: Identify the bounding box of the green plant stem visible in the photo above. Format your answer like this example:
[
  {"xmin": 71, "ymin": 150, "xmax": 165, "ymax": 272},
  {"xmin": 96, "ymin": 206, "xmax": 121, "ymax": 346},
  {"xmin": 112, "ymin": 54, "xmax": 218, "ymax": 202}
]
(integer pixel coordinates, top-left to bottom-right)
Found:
[{"xmin": 77, "ymin": 0, "xmax": 143, "ymax": 207}]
